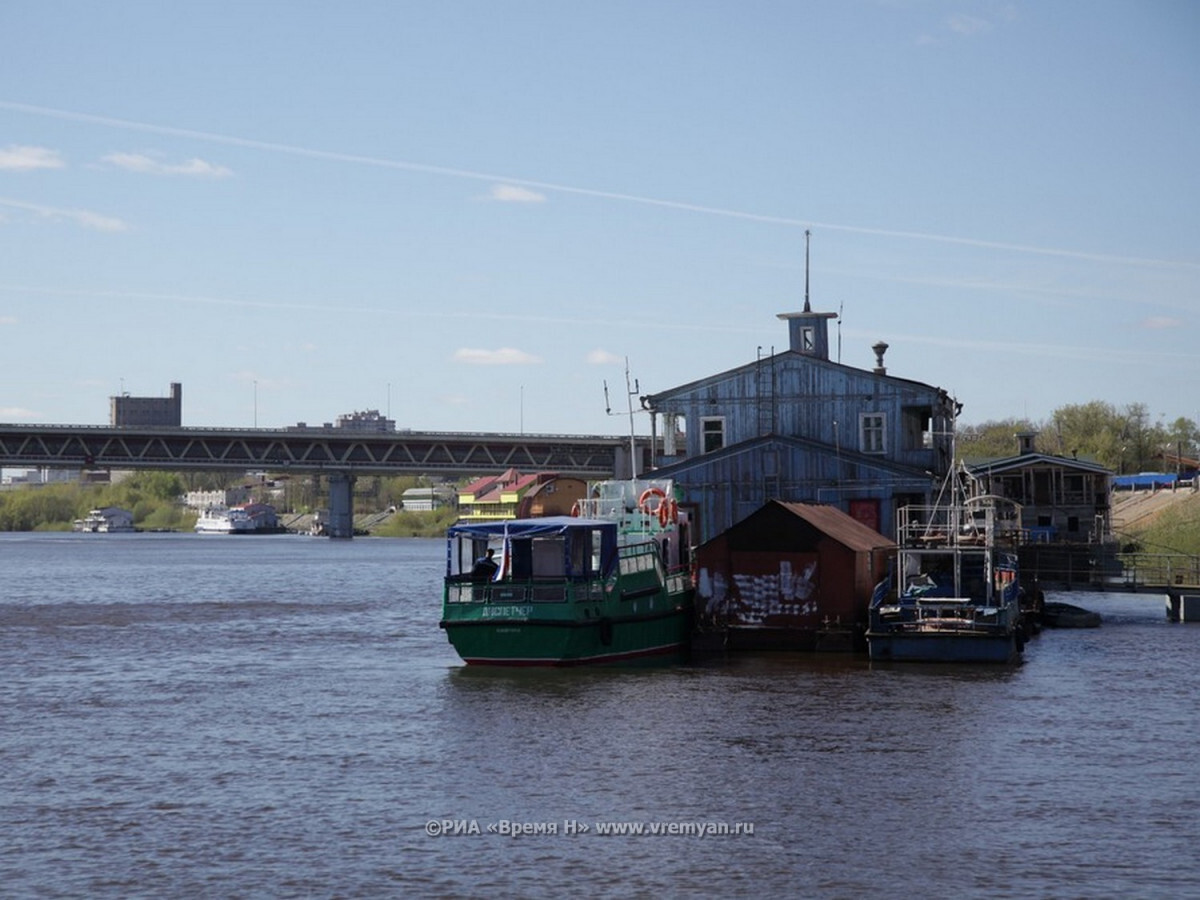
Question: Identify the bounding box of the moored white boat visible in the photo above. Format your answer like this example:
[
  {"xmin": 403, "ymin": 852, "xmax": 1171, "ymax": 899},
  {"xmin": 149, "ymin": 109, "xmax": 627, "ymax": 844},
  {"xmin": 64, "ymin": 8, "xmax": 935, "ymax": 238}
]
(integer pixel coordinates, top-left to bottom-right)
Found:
[
  {"xmin": 194, "ymin": 503, "xmax": 284, "ymax": 534},
  {"xmin": 72, "ymin": 507, "xmax": 136, "ymax": 533}
]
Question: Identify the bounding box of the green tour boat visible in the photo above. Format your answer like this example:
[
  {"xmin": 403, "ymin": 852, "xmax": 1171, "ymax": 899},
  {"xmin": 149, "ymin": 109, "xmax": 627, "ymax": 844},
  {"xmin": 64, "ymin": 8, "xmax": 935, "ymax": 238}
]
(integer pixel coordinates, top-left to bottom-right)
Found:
[{"xmin": 440, "ymin": 480, "xmax": 695, "ymax": 666}]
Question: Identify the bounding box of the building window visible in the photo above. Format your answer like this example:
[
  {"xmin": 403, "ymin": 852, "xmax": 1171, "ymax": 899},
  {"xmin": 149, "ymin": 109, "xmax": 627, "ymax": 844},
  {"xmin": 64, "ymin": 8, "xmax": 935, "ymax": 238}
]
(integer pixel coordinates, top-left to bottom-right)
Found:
[
  {"xmin": 860, "ymin": 413, "xmax": 886, "ymax": 454},
  {"xmin": 902, "ymin": 405, "xmax": 933, "ymax": 450},
  {"xmin": 800, "ymin": 326, "xmax": 815, "ymax": 351},
  {"xmin": 701, "ymin": 417, "xmax": 725, "ymax": 454}
]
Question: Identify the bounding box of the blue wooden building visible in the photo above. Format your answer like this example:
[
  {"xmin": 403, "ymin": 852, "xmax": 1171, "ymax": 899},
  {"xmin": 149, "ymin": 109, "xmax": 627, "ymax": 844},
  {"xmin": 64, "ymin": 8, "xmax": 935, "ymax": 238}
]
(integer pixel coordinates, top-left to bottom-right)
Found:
[{"xmin": 642, "ymin": 300, "xmax": 958, "ymax": 544}]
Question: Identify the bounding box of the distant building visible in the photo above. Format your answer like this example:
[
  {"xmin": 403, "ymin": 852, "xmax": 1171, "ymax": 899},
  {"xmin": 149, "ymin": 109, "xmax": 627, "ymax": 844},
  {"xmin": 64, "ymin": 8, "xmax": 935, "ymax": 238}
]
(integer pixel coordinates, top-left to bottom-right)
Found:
[
  {"xmin": 111, "ymin": 382, "xmax": 182, "ymax": 427},
  {"xmin": 456, "ymin": 469, "xmax": 588, "ymax": 522},
  {"xmin": 1, "ymin": 467, "xmax": 77, "ymax": 486},
  {"xmin": 335, "ymin": 409, "xmax": 395, "ymax": 432},
  {"xmin": 400, "ymin": 484, "xmax": 456, "ymax": 511},
  {"xmin": 964, "ymin": 432, "xmax": 1114, "ymax": 544},
  {"xmin": 288, "ymin": 409, "xmax": 397, "ymax": 432}
]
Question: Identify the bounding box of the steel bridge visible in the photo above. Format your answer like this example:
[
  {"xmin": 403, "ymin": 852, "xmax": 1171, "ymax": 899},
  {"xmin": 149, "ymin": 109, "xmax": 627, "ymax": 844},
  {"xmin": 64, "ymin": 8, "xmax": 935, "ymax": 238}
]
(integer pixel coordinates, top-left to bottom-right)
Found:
[{"xmin": 0, "ymin": 423, "xmax": 648, "ymax": 537}]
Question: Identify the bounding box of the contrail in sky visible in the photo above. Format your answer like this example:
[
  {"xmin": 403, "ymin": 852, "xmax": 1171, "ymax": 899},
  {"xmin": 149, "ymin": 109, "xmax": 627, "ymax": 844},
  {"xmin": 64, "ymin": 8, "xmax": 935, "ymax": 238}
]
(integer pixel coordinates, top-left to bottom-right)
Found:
[
  {"xmin": 0, "ymin": 99, "xmax": 1195, "ymax": 271},
  {"xmin": 0, "ymin": 283, "xmax": 1192, "ymax": 368}
]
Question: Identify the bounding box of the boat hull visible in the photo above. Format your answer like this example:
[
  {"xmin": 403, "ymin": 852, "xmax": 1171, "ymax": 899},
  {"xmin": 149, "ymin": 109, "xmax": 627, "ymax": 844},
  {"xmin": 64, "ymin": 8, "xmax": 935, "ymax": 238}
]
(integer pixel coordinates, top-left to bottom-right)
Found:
[
  {"xmin": 866, "ymin": 628, "xmax": 1021, "ymax": 663},
  {"xmin": 441, "ymin": 606, "xmax": 692, "ymax": 667}
]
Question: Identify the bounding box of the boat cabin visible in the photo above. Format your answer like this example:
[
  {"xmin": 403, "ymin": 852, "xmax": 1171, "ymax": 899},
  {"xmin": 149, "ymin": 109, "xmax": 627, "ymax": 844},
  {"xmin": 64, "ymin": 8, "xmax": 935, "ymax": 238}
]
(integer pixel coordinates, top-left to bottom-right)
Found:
[{"xmin": 446, "ymin": 517, "xmax": 620, "ymax": 600}]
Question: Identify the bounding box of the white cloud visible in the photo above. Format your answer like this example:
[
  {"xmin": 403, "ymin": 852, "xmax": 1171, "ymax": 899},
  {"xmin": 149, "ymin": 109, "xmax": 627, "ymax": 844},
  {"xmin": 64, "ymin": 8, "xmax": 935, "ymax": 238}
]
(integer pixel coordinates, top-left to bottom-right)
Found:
[
  {"xmin": 1142, "ymin": 316, "xmax": 1182, "ymax": 330},
  {"xmin": 0, "ymin": 406, "xmax": 40, "ymax": 419},
  {"xmin": 586, "ymin": 349, "xmax": 624, "ymax": 365},
  {"xmin": 0, "ymin": 315, "xmax": 17, "ymax": 325},
  {"xmin": 0, "ymin": 145, "xmax": 65, "ymax": 171},
  {"xmin": 947, "ymin": 14, "xmax": 992, "ymax": 36},
  {"xmin": 488, "ymin": 183, "xmax": 546, "ymax": 203},
  {"xmin": 0, "ymin": 196, "xmax": 128, "ymax": 232},
  {"xmin": 70, "ymin": 209, "xmax": 129, "ymax": 232},
  {"xmin": 453, "ymin": 347, "xmax": 542, "ymax": 365},
  {"xmin": 102, "ymin": 151, "xmax": 233, "ymax": 178}
]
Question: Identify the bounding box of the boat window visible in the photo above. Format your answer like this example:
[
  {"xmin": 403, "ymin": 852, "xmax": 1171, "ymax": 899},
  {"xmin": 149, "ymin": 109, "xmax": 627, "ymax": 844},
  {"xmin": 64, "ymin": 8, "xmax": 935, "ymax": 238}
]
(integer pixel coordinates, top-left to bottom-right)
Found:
[
  {"xmin": 530, "ymin": 537, "xmax": 565, "ymax": 578},
  {"xmin": 569, "ymin": 530, "xmax": 588, "ymax": 576},
  {"xmin": 591, "ymin": 530, "xmax": 602, "ymax": 574}
]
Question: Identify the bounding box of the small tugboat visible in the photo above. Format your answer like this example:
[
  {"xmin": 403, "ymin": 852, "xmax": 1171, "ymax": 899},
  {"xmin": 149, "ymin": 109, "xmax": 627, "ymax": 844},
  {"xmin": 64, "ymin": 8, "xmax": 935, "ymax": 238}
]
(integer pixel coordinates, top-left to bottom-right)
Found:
[
  {"xmin": 439, "ymin": 479, "xmax": 694, "ymax": 666},
  {"xmin": 867, "ymin": 481, "xmax": 1025, "ymax": 664}
]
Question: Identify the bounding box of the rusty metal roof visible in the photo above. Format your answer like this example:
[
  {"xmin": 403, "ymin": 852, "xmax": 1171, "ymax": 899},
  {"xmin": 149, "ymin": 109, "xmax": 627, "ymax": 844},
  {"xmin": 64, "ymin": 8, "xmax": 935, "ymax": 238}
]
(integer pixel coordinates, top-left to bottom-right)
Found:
[{"xmin": 772, "ymin": 500, "xmax": 896, "ymax": 552}]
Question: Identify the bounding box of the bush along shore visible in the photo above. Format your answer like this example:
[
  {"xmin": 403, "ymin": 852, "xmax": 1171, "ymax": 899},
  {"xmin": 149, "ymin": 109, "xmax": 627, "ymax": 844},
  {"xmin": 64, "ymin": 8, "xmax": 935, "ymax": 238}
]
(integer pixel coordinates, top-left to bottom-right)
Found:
[{"xmin": 0, "ymin": 473, "xmax": 457, "ymax": 538}]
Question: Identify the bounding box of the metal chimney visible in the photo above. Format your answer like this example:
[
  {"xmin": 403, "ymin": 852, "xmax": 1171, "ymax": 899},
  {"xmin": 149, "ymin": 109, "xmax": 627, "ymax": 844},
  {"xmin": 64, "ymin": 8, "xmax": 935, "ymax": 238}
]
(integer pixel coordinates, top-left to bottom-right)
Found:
[{"xmin": 872, "ymin": 341, "xmax": 889, "ymax": 375}]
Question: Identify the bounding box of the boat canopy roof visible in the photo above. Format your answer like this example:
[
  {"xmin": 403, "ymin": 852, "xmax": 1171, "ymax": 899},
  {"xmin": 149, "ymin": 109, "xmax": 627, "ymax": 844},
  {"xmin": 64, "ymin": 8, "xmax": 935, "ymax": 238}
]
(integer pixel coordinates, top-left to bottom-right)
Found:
[
  {"xmin": 447, "ymin": 516, "xmax": 616, "ymax": 540},
  {"xmin": 447, "ymin": 516, "xmax": 620, "ymax": 580}
]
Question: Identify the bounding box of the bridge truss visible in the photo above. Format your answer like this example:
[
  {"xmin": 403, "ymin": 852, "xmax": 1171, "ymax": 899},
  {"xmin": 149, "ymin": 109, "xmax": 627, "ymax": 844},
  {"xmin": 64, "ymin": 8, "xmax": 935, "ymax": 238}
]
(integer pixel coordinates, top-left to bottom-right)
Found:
[{"xmin": 0, "ymin": 425, "xmax": 640, "ymax": 479}]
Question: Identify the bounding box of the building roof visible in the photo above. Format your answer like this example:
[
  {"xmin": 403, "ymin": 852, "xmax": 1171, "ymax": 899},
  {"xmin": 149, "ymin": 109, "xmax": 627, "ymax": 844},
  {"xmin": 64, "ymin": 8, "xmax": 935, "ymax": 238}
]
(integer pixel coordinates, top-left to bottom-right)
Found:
[
  {"xmin": 772, "ymin": 500, "xmax": 897, "ymax": 552},
  {"xmin": 644, "ymin": 345, "xmax": 946, "ymax": 407},
  {"xmin": 965, "ymin": 452, "xmax": 1112, "ymax": 477}
]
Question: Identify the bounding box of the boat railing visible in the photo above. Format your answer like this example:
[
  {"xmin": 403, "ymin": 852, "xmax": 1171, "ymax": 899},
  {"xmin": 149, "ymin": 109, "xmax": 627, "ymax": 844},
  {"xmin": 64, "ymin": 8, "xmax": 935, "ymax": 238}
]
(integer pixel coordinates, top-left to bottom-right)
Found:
[
  {"xmin": 445, "ymin": 575, "xmax": 607, "ymax": 605},
  {"xmin": 897, "ymin": 496, "xmax": 1023, "ymax": 549},
  {"xmin": 875, "ymin": 596, "xmax": 1012, "ymax": 628},
  {"xmin": 574, "ymin": 496, "xmax": 676, "ymax": 535}
]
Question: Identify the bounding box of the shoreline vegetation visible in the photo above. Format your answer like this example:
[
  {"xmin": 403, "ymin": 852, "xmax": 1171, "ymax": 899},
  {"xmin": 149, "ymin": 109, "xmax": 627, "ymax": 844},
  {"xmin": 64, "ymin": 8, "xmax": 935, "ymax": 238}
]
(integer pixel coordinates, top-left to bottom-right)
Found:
[
  {"xmin": 0, "ymin": 473, "xmax": 456, "ymax": 539},
  {"xmin": 3, "ymin": 474, "xmax": 1199, "ymax": 555},
  {"xmin": 2, "ymin": 401, "xmax": 1197, "ymax": 549}
]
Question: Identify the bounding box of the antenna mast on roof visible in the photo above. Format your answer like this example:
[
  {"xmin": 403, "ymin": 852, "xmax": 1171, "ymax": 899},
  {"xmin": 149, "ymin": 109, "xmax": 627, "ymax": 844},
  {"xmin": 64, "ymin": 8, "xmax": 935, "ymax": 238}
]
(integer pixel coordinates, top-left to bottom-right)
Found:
[
  {"xmin": 603, "ymin": 357, "xmax": 640, "ymax": 479},
  {"xmin": 803, "ymin": 229, "xmax": 812, "ymax": 313}
]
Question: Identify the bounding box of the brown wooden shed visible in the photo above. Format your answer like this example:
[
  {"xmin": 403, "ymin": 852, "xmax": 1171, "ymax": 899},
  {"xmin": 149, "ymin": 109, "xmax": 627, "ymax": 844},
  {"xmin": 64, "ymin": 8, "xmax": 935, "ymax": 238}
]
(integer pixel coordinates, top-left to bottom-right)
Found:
[{"xmin": 694, "ymin": 500, "xmax": 895, "ymax": 652}]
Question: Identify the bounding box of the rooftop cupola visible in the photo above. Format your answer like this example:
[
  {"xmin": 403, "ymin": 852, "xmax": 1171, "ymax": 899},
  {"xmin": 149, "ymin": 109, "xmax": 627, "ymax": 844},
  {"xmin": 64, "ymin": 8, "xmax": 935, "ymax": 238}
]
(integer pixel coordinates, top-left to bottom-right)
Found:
[{"xmin": 778, "ymin": 229, "xmax": 838, "ymax": 359}]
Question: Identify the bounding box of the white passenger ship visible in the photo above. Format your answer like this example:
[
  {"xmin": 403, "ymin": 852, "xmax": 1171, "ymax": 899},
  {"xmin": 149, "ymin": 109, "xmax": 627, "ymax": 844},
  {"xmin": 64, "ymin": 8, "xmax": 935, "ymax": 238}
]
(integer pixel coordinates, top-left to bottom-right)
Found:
[{"xmin": 194, "ymin": 503, "xmax": 284, "ymax": 534}]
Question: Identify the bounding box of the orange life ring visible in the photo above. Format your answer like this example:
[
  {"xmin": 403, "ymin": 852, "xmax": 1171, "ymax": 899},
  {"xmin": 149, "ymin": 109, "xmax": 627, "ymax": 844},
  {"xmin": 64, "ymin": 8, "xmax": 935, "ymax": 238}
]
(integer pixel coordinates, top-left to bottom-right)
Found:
[
  {"xmin": 638, "ymin": 487, "xmax": 666, "ymax": 516},
  {"xmin": 658, "ymin": 500, "xmax": 670, "ymax": 527}
]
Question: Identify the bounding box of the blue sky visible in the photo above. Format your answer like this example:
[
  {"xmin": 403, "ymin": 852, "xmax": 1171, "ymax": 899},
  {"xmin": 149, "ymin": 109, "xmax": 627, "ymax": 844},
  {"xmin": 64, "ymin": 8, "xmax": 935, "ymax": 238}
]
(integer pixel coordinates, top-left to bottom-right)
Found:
[{"xmin": 1, "ymin": 1, "xmax": 1197, "ymax": 437}]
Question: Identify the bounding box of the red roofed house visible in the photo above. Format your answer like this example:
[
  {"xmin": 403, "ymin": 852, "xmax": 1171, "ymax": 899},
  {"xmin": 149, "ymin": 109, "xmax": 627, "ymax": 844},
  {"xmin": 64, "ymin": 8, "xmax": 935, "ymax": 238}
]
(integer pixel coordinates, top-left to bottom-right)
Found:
[{"xmin": 456, "ymin": 469, "xmax": 587, "ymax": 522}]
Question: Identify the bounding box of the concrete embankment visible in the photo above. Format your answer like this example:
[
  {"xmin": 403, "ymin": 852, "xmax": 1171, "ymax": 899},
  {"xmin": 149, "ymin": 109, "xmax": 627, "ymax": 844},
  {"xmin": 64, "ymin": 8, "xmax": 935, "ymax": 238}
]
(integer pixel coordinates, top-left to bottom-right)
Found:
[{"xmin": 1111, "ymin": 487, "xmax": 1198, "ymax": 532}]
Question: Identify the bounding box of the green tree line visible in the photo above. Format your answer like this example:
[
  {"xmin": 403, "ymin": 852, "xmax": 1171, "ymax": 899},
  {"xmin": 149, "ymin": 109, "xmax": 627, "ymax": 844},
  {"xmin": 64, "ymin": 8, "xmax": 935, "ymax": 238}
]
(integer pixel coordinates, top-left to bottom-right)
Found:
[
  {"xmin": 0, "ymin": 471, "xmax": 456, "ymax": 536},
  {"xmin": 957, "ymin": 401, "xmax": 1198, "ymax": 474},
  {"xmin": 3, "ymin": 399, "xmax": 1198, "ymax": 536}
]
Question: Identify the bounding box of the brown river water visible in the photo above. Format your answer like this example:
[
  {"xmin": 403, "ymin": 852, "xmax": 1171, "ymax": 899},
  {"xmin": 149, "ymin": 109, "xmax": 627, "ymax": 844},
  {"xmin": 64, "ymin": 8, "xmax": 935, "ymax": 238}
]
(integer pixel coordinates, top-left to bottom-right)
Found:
[{"xmin": 2, "ymin": 532, "xmax": 1198, "ymax": 898}]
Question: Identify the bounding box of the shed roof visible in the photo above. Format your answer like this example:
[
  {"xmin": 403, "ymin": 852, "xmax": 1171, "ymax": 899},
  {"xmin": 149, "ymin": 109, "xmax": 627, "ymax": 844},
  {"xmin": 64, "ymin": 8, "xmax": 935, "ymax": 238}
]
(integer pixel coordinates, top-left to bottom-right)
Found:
[{"xmin": 771, "ymin": 500, "xmax": 897, "ymax": 552}]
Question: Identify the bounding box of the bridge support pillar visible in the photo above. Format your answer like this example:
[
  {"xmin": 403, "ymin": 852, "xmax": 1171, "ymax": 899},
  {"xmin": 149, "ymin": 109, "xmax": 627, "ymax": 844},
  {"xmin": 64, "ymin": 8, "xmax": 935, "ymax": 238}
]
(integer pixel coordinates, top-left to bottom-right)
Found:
[{"xmin": 326, "ymin": 471, "xmax": 356, "ymax": 539}]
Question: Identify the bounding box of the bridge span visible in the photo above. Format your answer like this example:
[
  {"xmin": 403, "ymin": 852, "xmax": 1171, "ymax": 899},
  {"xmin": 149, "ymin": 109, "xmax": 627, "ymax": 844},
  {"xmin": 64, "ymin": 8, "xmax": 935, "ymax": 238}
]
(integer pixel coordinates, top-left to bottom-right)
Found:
[{"xmin": 0, "ymin": 423, "xmax": 651, "ymax": 537}]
